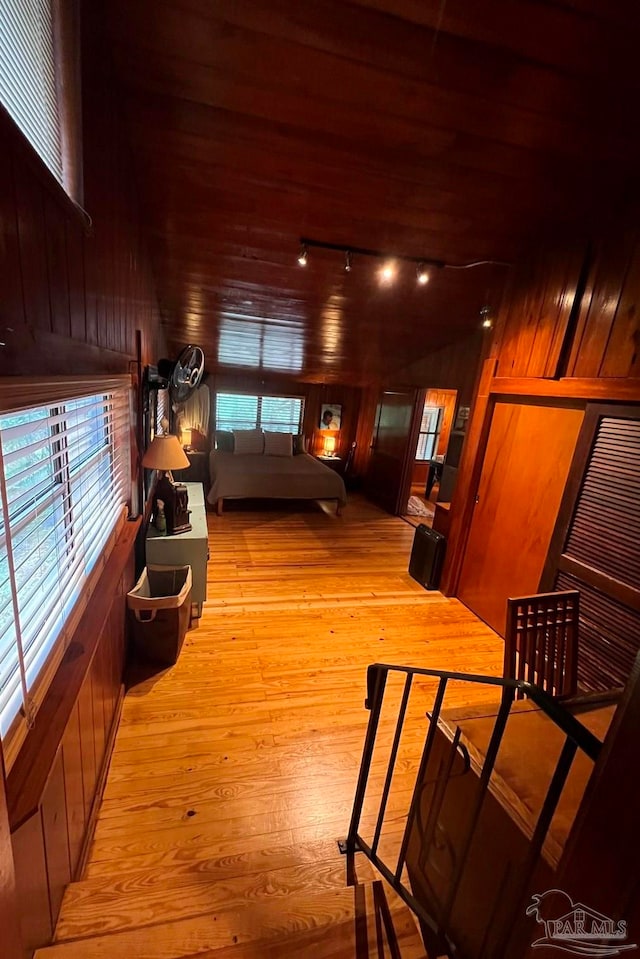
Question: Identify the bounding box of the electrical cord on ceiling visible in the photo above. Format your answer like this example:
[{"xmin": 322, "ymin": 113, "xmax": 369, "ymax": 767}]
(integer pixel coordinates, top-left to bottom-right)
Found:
[{"xmin": 444, "ymin": 260, "xmax": 512, "ymax": 269}]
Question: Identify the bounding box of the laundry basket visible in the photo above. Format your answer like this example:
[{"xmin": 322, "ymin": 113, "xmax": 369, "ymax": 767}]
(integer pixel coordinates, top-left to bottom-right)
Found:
[{"xmin": 127, "ymin": 565, "xmax": 192, "ymax": 666}]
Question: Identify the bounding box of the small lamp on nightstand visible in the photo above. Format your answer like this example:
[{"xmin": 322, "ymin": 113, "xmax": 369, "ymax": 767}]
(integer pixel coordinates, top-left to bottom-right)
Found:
[{"xmin": 323, "ymin": 435, "xmax": 337, "ymax": 457}]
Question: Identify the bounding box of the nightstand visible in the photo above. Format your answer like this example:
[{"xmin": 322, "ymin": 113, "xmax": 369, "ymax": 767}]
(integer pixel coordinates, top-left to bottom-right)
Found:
[
  {"xmin": 316, "ymin": 455, "xmax": 345, "ymax": 476},
  {"xmin": 172, "ymin": 450, "xmax": 209, "ymax": 492}
]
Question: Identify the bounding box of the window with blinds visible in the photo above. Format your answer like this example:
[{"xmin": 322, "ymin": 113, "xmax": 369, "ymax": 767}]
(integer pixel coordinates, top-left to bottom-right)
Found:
[
  {"xmin": 0, "ymin": 388, "xmax": 131, "ymax": 746},
  {"xmin": 0, "ymin": 0, "xmax": 63, "ymax": 186},
  {"xmin": 215, "ymin": 393, "xmax": 304, "ymax": 434}
]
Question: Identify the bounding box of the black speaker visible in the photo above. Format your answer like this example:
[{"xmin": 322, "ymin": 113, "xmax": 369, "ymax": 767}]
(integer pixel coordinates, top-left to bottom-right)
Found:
[{"xmin": 409, "ymin": 524, "xmax": 446, "ymax": 590}]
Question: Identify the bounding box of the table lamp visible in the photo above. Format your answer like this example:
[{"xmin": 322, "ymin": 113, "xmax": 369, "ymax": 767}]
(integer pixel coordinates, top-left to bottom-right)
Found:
[
  {"xmin": 323, "ymin": 435, "xmax": 337, "ymax": 457},
  {"xmin": 142, "ymin": 434, "xmax": 192, "ymax": 534}
]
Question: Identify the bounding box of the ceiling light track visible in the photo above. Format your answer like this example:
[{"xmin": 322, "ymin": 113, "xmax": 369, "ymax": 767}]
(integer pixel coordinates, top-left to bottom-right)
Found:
[
  {"xmin": 299, "ymin": 237, "xmax": 445, "ymax": 269},
  {"xmin": 298, "ymin": 237, "xmax": 511, "ymax": 272}
]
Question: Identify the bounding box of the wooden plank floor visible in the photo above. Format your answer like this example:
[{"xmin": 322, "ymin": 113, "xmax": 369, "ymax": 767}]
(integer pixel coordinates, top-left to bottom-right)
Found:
[{"xmin": 53, "ymin": 495, "xmax": 504, "ymax": 956}]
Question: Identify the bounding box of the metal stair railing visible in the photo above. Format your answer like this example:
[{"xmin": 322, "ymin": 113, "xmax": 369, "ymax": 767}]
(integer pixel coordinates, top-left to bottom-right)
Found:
[{"xmin": 343, "ymin": 663, "xmax": 604, "ymax": 959}]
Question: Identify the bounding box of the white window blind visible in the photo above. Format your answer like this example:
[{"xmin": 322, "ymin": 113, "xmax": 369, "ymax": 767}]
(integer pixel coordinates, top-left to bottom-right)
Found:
[
  {"xmin": 216, "ymin": 393, "xmax": 304, "ymax": 434},
  {"xmin": 0, "ymin": 0, "xmax": 63, "ymax": 187},
  {"xmin": 0, "ymin": 388, "xmax": 131, "ymax": 744}
]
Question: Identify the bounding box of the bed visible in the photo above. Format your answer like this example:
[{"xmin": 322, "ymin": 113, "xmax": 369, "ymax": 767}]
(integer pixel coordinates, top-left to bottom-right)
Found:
[{"xmin": 207, "ymin": 450, "xmax": 347, "ymax": 514}]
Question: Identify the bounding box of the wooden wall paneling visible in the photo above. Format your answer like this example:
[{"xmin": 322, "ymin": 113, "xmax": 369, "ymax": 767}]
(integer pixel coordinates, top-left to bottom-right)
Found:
[
  {"xmin": 398, "ymin": 331, "xmax": 488, "ymax": 405},
  {"xmin": 65, "ymin": 217, "xmax": 87, "ymax": 343},
  {"xmin": 90, "ymin": 656, "xmax": 107, "ymax": 778},
  {"xmin": 494, "ymin": 244, "xmax": 585, "ymax": 379},
  {"xmin": 82, "ymin": 230, "xmax": 99, "ymax": 348},
  {"xmin": 567, "ymin": 230, "xmax": 640, "ymax": 379},
  {"xmin": 456, "ymin": 400, "xmax": 585, "ymax": 635},
  {"xmin": 13, "ymin": 158, "xmax": 52, "ymax": 335},
  {"xmin": 44, "ymin": 197, "xmax": 72, "ymax": 339},
  {"xmin": 11, "ymin": 813, "xmax": 52, "ymax": 954},
  {"xmin": 0, "ymin": 749, "xmax": 23, "ymax": 959},
  {"xmin": 61, "ymin": 705, "xmax": 86, "ymax": 878},
  {"xmin": 353, "ymin": 384, "xmax": 382, "ymax": 479},
  {"xmin": 0, "ymin": 145, "xmax": 26, "ymax": 348},
  {"xmin": 1, "ymin": 77, "xmax": 160, "ymax": 377},
  {"xmin": 40, "ymin": 750, "xmax": 72, "ymax": 922},
  {"xmin": 440, "ymin": 358, "xmax": 496, "ymax": 595},
  {"xmin": 77, "ymin": 673, "xmax": 97, "ymax": 824}
]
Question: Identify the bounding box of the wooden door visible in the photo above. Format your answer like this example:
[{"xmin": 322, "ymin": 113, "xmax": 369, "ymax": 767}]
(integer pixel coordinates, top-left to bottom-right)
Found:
[
  {"xmin": 458, "ymin": 401, "xmax": 584, "ymax": 635},
  {"xmin": 365, "ymin": 388, "xmax": 422, "ymax": 514}
]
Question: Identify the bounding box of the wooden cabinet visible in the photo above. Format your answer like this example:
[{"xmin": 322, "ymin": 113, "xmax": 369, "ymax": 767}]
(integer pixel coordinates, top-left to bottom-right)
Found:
[{"xmin": 146, "ymin": 483, "xmax": 208, "ymax": 617}]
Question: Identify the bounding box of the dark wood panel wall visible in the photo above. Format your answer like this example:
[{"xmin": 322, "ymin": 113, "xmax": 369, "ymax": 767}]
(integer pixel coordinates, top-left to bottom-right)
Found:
[
  {"xmin": 0, "ymin": 6, "xmax": 163, "ymax": 375},
  {"xmin": 7, "ymin": 521, "xmax": 138, "ymax": 957},
  {"xmin": 0, "ymin": 6, "xmax": 162, "ymax": 956},
  {"xmin": 442, "ymin": 225, "xmax": 640, "ymax": 603}
]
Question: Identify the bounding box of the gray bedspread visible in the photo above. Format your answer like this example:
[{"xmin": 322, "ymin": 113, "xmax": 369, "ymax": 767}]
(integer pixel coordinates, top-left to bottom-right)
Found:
[{"xmin": 207, "ymin": 451, "xmax": 347, "ymax": 507}]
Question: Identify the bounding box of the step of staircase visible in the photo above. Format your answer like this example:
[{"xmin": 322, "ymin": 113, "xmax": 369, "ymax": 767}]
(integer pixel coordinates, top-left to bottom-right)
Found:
[
  {"xmin": 54, "ymin": 844, "xmax": 377, "ymax": 941},
  {"xmin": 35, "ymin": 882, "xmax": 426, "ymax": 959}
]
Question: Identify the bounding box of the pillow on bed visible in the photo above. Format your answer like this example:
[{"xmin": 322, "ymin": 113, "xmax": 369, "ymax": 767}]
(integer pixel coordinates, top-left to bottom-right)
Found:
[
  {"xmin": 292, "ymin": 434, "xmax": 307, "ymax": 455},
  {"xmin": 263, "ymin": 431, "xmax": 293, "ymax": 457},
  {"xmin": 233, "ymin": 428, "xmax": 264, "ymax": 455},
  {"xmin": 215, "ymin": 430, "xmax": 234, "ymax": 452}
]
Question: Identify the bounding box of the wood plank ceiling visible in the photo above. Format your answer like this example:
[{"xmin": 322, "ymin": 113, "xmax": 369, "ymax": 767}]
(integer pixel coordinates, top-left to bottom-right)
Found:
[{"xmin": 103, "ymin": 0, "xmax": 640, "ymax": 384}]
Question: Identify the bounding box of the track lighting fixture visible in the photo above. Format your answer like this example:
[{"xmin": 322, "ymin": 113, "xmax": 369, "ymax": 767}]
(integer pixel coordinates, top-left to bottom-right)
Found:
[
  {"xmin": 295, "ymin": 237, "xmax": 510, "ymax": 279},
  {"xmin": 416, "ymin": 263, "xmax": 429, "ymax": 285}
]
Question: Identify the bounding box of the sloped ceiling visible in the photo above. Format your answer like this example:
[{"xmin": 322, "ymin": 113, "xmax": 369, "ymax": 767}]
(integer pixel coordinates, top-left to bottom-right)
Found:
[{"xmin": 104, "ymin": 0, "xmax": 640, "ymax": 383}]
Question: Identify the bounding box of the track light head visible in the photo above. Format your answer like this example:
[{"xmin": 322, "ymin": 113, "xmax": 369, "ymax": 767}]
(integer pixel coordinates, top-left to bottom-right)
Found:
[
  {"xmin": 416, "ymin": 263, "xmax": 429, "ymax": 285},
  {"xmin": 480, "ymin": 306, "xmax": 493, "ymax": 329},
  {"xmin": 297, "ymin": 244, "xmax": 308, "ymax": 267},
  {"xmin": 379, "ymin": 260, "xmax": 396, "ymax": 284},
  {"xmin": 344, "ymin": 251, "xmax": 352, "ymax": 273}
]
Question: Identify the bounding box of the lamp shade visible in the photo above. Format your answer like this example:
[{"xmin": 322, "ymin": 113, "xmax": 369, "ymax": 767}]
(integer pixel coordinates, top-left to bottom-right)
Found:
[
  {"xmin": 323, "ymin": 435, "xmax": 337, "ymax": 455},
  {"xmin": 142, "ymin": 434, "xmax": 190, "ymax": 471}
]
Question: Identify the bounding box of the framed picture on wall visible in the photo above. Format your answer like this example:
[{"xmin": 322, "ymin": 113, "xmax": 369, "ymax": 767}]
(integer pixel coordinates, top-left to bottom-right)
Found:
[
  {"xmin": 454, "ymin": 405, "xmax": 470, "ymax": 432},
  {"xmin": 319, "ymin": 404, "xmax": 342, "ymax": 430}
]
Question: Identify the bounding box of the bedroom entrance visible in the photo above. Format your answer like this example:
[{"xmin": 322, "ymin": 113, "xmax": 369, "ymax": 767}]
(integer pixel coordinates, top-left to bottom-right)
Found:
[
  {"xmin": 402, "ymin": 388, "xmax": 459, "ymax": 527},
  {"xmin": 364, "ymin": 386, "xmax": 459, "ymax": 524}
]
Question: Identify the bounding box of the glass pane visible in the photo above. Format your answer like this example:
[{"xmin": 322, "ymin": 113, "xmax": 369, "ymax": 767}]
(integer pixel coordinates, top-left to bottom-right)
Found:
[
  {"xmin": 216, "ymin": 393, "xmax": 259, "ymax": 431},
  {"xmin": 260, "ymin": 396, "xmax": 303, "ymax": 432}
]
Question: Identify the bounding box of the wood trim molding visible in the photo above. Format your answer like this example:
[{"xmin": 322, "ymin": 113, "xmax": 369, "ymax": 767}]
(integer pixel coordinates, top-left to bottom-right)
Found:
[
  {"xmin": 491, "ymin": 376, "xmax": 640, "ymax": 402},
  {"xmin": 0, "ymin": 374, "xmax": 131, "ymax": 413},
  {"xmin": 6, "ymin": 518, "xmax": 140, "ymax": 830},
  {"xmin": 440, "ymin": 357, "xmax": 497, "ymax": 596}
]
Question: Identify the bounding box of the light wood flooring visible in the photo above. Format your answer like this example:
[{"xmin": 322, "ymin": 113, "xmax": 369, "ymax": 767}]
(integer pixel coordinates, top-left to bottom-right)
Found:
[{"xmin": 40, "ymin": 494, "xmax": 504, "ymax": 959}]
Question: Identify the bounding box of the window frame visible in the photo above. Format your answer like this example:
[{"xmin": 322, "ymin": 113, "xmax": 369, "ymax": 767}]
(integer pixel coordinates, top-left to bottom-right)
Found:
[
  {"xmin": 415, "ymin": 405, "xmax": 444, "ymax": 462},
  {"xmin": 215, "ymin": 391, "xmax": 305, "ymax": 435},
  {"xmin": 0, "ymin": 375, "xmax": 131, "ymax": 769}
]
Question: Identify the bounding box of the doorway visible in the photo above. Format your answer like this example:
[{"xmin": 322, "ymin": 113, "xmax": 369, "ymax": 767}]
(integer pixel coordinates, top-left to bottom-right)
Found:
[{"xmin": 402, "ymin": 388, "xmax": 458, "ymax": 527}]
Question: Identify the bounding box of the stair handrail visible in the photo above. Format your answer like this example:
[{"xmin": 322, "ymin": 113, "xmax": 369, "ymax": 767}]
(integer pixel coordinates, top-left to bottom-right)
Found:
[{"xmin": 346, "ymin": 662, "xmax": 604, "ymax": 957}]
